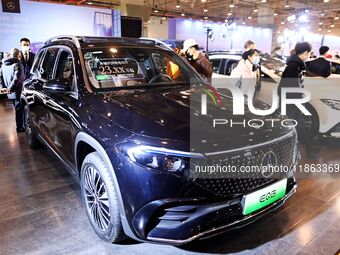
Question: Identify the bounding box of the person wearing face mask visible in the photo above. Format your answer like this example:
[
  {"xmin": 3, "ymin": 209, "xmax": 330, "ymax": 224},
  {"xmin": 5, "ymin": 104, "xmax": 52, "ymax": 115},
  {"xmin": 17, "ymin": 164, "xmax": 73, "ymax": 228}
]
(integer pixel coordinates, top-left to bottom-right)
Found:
[
  {"xmin": 182, "ymin": 39, "xmax": 212, "ymax": 81},
  {"xmin": 0, "ymin": 48, "xmax": 25, "ymax": 132},
  {"xmin": 230, "ymin": 49, "xmax": 260, "ymax": 98},
  {"xmin": 19, "ymin": 38, "xmax": 35, "ymax": 79}
]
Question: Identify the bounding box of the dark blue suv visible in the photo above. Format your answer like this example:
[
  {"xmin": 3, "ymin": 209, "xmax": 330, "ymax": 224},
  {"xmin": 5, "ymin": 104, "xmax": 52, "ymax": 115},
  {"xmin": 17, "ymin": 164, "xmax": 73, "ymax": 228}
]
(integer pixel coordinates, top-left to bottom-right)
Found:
[{"xmin": 21, "ymin": 36, "xmax": 298, "ymax": 245}]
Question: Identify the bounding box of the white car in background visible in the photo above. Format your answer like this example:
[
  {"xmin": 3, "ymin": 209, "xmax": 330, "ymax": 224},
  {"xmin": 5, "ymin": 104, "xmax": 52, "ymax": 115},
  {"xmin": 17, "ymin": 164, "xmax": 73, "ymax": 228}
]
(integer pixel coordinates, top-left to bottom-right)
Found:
[{"xmin": 210, "ymin": 53, "xmax": 340, "ymax": 140}]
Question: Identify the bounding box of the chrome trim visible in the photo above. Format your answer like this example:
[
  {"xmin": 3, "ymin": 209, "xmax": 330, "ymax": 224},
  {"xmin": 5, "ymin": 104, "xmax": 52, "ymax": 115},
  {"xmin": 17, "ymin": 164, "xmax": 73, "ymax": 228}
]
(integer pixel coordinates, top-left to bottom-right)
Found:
[
  {"xmin": 147, "ymin": 184, "xmax": 297, "ymax": 245},
  {"xmin": 205, "ymin": 129, "xmax": 296, "ymax": 156},
  {"xmin": 45, "ymin": 35, "xmax": 81, "ymax": 48}
]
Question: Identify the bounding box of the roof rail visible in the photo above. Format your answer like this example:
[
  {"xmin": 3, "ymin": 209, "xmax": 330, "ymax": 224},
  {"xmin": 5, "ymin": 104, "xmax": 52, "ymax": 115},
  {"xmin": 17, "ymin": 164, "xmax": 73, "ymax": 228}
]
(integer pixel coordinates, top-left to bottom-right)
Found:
[{"xmin": 45, "ymin": 35, "xmax": 81, "ymax": 48}]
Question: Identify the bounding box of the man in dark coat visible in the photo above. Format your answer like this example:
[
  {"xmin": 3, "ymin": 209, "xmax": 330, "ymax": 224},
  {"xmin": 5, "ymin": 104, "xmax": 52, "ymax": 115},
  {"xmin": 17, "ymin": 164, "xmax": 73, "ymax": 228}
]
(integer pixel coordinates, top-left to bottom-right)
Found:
[
  {"xmin": 278, "ymin": 42, "xmax": 312, "ymax": 144},
  {"xmin": 19, "ymin": 38, "xmax": 35, "ymax": 79},
  {"xmin": 0, "ymin": 48, "xmax": 25, "ymax": 132},
  {"xmin": 307, "ymin": 46, "xmax": 331, "ymax": 78}
]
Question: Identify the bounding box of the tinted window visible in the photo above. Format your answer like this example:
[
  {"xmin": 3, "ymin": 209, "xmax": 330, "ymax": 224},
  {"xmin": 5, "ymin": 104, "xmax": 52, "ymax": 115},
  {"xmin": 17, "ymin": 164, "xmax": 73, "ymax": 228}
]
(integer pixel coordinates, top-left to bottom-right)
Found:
[
  {"xmin": 31, "ymin": 50, "xmax": 45, "ymax": 77},
  {"xmin": 331, "ymin": 62, "xmax": 340, "ymax": 75},
  {"xmin": 55, "ymin": 49, "xmax": 75, "ymax": 89},
  {"xmin": 210, "ymin": 59, "xmax": 221, "ymax": 74},
  {"xmin": 41, "ymin": 48, "xmax": 59, "ymax": 80},
  {"xmin": 83, "ymin": 46, "xmax": 201, "ymax": 89},
  {"xmin": 225, "ymin": 60, "xmax": 238, "ymax": 76}
]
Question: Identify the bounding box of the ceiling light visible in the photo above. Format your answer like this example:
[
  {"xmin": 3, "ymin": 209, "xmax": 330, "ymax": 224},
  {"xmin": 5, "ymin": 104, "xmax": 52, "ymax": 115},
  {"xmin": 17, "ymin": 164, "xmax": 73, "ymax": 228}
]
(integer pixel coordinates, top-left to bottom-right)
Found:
[
  {"xmin": 328, "ymin": 30, "xmax": 331, "ymax": 32},
  {"xmin": 230, "ymin": 3, "xmax": 235, "ymax": 8},
  {"xmin": 242, "ymin": 21, "xmax": 246, "ymax": 25},
  {"xmin": 162, "ymin": 17, "xmax": 167, "ymax": 20},
  {"xmin": 331, "ymin": 24, "xmax": 335, "ymax": 27},
  {"xmin": 204, "ymin": 16, "xmax": 208, "ymax": 19},
  {"xmin": 87, "ymin": 1, "xmax": 93, "ymax": 4},
  {"xmin": 254, "ymin": 9, "xmax": 258, "ymax": 13},
  {"xmin": 298, "ymin": 14, "xmax": 309, "ymax": 23},
  {"xmin": 204, "ymin": 8, "xmax": 208, "ymax": 12},
  {"xmin": 176, "ymin": 4, "xmax": 181, "ymax": 8},
  {"xmin": 248, "ymin": 16, "xmax": 252, "ymax": 19},
  {"xmin": 261, "ymin": 0, "xmax": 267, "ymax": 2},
  {"xmin": 305, "ymin": 9, "xmax": 310, "ymax": 13},
  {"xmin": 335, "ymin": 16, "xmax": 340, "ymax": 20},
  {"xmin": 285, "ymin": 1, "xmax": 290, "ymax": 8},
  {"xmin": 228, "ymin": 12, "xmax": 232, "ymax": 16},
  {"xmin": 318, "ymin": 28, "xmax": 322, "ymax": 31},
  {"xmin": 181, "ymin": 13, "xmax": 185, "ymax": 16},
  {"xmin": 281, "ymin": 21, "xmax": 285, "ymax": 24},
  {"xmin": 324, "ymin": 0, "xmax": 330, "ymax": 2},
  {"xmin": 277, "ymin": 31, "xmax": 281, "ymax": 34},
  {"xmin": 319, "ymin": 22, "xmax": 323, "ymax": 25},
  {"xmin": 154, "ymin": 9, "xmax": 159, "ymax": 13},
  {"xmin": 321, "ymin": 12, "xmax": 325, "ymax": 16},
  {"xmin": 273, "ymin": 12, "xmax": 278, "ymax": 16}
]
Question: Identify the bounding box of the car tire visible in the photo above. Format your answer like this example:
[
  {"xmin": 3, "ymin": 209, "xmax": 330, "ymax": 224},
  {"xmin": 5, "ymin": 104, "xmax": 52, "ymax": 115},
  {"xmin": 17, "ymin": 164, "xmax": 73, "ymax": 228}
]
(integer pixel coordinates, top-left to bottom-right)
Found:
[
  {"xmin": 23, "ymin": 104, "xmax": 40, "ymax": 149},
  {"xmin": 80, "ymin": 152, "xmax": 126, "ymax": 243}
]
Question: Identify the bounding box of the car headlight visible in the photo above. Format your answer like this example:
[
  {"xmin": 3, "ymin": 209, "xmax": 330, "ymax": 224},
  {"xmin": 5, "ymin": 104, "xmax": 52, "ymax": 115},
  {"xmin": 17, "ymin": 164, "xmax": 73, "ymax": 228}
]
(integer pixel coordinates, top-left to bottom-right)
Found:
[
  {"xmin": 119, "ymin": 143, "xmax": 204, "ymax": 173},
  {"xmin": 321, "ymin": 99, "xmax": 340, "ymax": 110}
]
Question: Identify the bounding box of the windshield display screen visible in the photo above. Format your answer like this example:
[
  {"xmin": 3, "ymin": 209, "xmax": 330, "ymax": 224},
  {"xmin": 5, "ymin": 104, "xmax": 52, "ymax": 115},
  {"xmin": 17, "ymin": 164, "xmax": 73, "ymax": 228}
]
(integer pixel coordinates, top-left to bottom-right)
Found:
[{"xmin": 83, "ymin": 46, "xmax": 201, "ymax": 89}]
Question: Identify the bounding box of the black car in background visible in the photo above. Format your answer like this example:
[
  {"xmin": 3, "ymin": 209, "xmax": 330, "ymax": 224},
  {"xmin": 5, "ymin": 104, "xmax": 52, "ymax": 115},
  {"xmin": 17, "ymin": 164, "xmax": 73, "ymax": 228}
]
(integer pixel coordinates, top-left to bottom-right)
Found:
[{"xmin": 21, "ymin": 36, "xmax": 298, "ymax": 245}]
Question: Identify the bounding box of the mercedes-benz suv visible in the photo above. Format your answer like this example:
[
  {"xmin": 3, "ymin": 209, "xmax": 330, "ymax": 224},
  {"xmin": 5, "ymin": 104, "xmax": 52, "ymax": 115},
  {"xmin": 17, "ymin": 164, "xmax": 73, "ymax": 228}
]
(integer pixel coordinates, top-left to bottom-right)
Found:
[{"xmin": 21, "ymin": 36, "xmax": 298, "ymax": 245}]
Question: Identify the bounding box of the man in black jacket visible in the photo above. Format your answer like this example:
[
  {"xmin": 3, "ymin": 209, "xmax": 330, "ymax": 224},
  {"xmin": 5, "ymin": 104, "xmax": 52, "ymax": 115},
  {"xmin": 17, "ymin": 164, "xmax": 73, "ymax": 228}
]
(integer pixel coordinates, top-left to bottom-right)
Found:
[
  {"xmin": 19, "ymin": 38, "xmax": 35, "ymax": 79},
  {"xmin": 0, "ymin": 48, "xmax": 25, "ymax": 132},
  {"xmin": 278, "ymin": 42, "xmax": 312, "ymax": 144},
  {"xmin": 307, "ymin": 46, "xmax": 331, "ymax": 78}
]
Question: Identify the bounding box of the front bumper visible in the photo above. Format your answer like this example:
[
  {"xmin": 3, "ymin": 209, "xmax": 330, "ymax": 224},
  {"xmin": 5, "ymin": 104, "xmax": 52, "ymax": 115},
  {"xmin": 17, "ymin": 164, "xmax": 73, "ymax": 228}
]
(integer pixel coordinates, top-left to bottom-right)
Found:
[{"xmin": 132, "ymin": 177, "xmax": 297, "ymax": 245}]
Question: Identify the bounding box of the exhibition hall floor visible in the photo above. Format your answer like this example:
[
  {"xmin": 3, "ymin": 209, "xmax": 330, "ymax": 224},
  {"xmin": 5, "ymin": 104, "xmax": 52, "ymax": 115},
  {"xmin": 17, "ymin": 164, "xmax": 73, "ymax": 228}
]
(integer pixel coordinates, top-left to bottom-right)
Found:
[{"xmin": 0, "ymin": 100, "xmax": 339, "ymax": 255}]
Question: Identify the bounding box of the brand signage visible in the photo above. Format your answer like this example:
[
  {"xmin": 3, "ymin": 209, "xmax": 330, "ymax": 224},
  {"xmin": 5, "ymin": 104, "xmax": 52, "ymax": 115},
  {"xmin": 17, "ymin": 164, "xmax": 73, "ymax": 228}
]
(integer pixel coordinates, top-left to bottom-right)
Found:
[{"xmin": 1, "ymin": 0, "xmax": 20, "ymax": 13}]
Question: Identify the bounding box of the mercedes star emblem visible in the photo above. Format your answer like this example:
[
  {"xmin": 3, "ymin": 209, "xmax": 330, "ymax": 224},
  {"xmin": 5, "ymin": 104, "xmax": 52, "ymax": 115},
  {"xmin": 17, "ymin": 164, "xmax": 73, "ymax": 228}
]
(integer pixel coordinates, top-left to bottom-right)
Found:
[
  {"xmin": 261, "ymin": 151, "xmax": 278, "ymax": 178},
  {"xmin": 7, "ymin": 2, "xmax": 16, "ymax": 10}
]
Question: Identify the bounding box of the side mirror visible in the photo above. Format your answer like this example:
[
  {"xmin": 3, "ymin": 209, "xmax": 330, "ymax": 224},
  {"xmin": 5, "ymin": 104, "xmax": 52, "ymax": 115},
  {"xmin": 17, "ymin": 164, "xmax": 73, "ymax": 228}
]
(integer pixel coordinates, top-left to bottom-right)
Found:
[{"xmin": 43, "ymin": 79, "xmax": 70, "ymax": 92}]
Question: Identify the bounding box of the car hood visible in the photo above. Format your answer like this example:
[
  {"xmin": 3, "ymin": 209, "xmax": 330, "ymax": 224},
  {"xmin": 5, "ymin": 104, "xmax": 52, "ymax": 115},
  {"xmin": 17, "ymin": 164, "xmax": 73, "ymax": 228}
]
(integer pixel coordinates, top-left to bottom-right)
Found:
[{"xmin": 91, "ymin": 85, "xmax": 294, "ymax": 153}]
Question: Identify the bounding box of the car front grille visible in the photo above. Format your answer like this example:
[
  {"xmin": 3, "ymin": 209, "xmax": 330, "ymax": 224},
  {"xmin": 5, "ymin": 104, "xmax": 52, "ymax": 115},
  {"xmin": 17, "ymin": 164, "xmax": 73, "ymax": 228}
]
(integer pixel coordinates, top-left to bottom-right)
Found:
[{"xmin": 191, "ymin": 131, "xmax": 297, "ymax": 198}]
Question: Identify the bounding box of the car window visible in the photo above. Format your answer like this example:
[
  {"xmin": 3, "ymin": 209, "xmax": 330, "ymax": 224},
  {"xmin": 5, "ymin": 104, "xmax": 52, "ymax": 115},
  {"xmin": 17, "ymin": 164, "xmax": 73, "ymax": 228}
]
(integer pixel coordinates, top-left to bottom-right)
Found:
[
  {"xmin": 210, "ymin": 59, "xmax": 221, "ymax": 74},
  {"xmin": 331, "ymin": 62, "xmax": 340, "ymax": 75},
  {"xmin": 31, "ymin": 50, "xmax": 45, "ymax": 77},
  {"xmin": 83, "ymin": 46, "xmax": 201, "ymax": 89},
  {"xmin": 55, "ymin": 49, "xmax": 75, "ymax": 89},
  {"xmin": 40, "ymin": 48, "xmax": 59, "ymax": 81},
  {"xmin": 225, "ymin": 59, "xmax": 238, "ymax": 76}
]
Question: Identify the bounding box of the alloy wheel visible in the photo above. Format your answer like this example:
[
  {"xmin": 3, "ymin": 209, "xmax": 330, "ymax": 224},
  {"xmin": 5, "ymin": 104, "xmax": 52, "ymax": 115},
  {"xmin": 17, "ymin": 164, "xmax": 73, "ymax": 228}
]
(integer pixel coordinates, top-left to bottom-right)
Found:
[{"xmin": 83, "ymin": 166, "xmax": 111, "ymax": 231}]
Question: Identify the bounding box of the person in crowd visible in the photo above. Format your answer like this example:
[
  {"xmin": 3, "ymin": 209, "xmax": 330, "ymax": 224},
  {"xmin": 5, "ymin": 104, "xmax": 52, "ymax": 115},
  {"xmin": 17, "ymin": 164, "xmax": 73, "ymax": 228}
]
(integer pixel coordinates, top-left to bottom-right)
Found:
[
  {"xmin": 310, "ymin": 51, "xmax": 317, "ymax": 59},
  {"xmin": 230, "ymin": 49, "xmax": 260, "ymax": 98},
  {"xmin": 242, "ymin": 40, "xmax": 262, "ymax": 93},
  {"xmin": 0, "ymin": 48, "xmax": 25, "ymax": 132},
  {"xmin": 182, "ymin": 39, "xmax": 212, "ymax": 81},
  {"xmin": 272, "ymin": 46, "xmax": 285, "ymax": 61},
  {"xmin": 286, "ymin": 49, "xmax": 296, "ymax": 63},
  {"xmin": 278, "ymin": 42, "xmax": 312, "ymax": 144},
  {"xmin": 307, "ymin": 46, "xmax": 331, "ymax": 78},
  {"xmin": 242, "ymin": 40, "xmax": 256, "ymax": 60},
  {"xmin": 244, "ymin": 40, "xmax": 255, "ymax": 51},
  {"xmin": 19, "ymin": 38, "xmax": 35, "ymax": 79}
]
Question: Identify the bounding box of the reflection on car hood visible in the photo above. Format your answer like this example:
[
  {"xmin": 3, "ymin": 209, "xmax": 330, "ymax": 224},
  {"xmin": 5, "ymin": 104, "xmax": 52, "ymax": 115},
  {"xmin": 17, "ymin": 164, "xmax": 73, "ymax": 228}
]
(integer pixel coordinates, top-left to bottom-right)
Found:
[{"xmin": 92, "ymin": 85, "xmax": 293, "ymax": 152}]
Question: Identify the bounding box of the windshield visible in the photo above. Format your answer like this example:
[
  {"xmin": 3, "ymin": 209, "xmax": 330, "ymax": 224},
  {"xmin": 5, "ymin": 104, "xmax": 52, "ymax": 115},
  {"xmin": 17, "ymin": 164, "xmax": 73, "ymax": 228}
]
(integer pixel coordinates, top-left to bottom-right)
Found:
[{"xmin": 82, "ymin": 46, "xmax": 202, "ymax": 89}]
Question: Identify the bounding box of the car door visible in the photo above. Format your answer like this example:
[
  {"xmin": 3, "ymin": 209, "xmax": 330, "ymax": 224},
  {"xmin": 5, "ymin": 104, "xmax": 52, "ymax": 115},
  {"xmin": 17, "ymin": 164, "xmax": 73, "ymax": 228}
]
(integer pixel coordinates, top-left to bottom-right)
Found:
[
  {"xmin": 27, "ymin": 47, "xmax": 60, "ymax": 140},
  {"xmin": 41, "ymin": 46, "xmax": 80, "ymax": 168}
]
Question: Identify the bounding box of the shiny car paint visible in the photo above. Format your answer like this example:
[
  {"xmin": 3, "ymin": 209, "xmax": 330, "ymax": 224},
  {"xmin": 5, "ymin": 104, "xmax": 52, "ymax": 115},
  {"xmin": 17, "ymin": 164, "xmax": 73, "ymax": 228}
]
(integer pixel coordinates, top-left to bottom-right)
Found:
[{"xmin": 21, "ymin": 36, "xmax": 298, "ymax": 244}]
